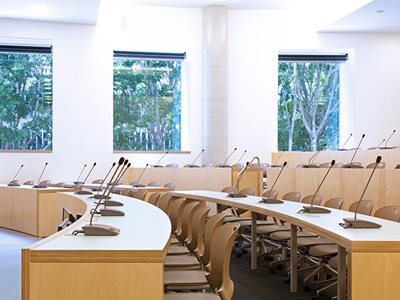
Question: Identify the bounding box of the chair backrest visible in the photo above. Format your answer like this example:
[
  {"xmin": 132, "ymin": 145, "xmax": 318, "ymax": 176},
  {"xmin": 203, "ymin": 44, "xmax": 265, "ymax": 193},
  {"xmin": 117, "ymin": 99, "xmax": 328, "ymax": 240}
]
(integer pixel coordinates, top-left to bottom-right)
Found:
[
  {"xmin": 348, "ymin": 199, "xmax": 374, "ymax": 215},
  {"xmin": 129, "ymin": 180, "xmax": 143, "ymax": 186},
  {"xmin": 168, "ymin": 198, "xmax": 186, "ymax": 234},
  {"xmin": 24, "ymin": 180, "xmax": 34, "ymax": 186},
  {"xmin": 302, "ymin": 194, "xmax": 323, "ymax": 205},
  {"xmin": 318, "ymin": 162, "xmax": 333, "ymax": 168},
  {"xmin": 221, "ymin": 186, "xmax": 235, "ymax": 194},
  {"xmin": 51, "ymin": 182, "xmax": 65, "ymax": 187},
  {"xmin": 198, "ymin": 213, "xmax": 225, "ymax": 268},
  {"xmin": 157, "ymin": 193, "xmax": 173, "ymax": 214},
  {"xmin": 374, "ymin": 205, "xmax": 400, "ymax": 222},
  {"xmin": 147, "ymin": 192, "xmax": 161, "ymax": 206},
  {"xmin": 324, "ymin": 197, "xmax": 344, "ymax": 209},
  {"xmin": 231, "ymin": 163, "xmax": 244, "ymax": 169},
  {"xmin": 165, "ymin": 163, "xmax": 179, "ymax": 168},
  {"xmin": 186, "ymin": 206, "xmax": 210, "ymax": 254},
  {"xmin": 147, "ymin": 181, "xmax": 160, "ymax": 187},
  {"xmin": 177, "ymin": 201, "xmax": 201, "ymax": 244},
  {"xmin": 262, "ymin": 189, "xmax": 278, "ymax": 199},
  {"xmin": 92, "ymin": 179, "xmax": 103, "ymax": 184},
  {"xmin": 282, "ymin": 191, "xmax": 302, "ymax": 202},
  {"xmin": 8, "ymin": 180, "xmax": 18, "ymax": 185},
  {"xmin": 128, "ymin": 189, "xmax": 147, "ymax": 200},
  {"xmin": 39, "ymin": 180, "xmax": 51, "ymax": 187},
  {"xmin": 239, "ymin": 188, "xmax": 255, "ymax": 196},
  {"xmin": 206, "ymin": 222, "xmax": 239, "ymax": 300},
  {"xmin": 366, "ymin": 162, "xmax": 386, "ymax": 169},
  {"xmin": 164, "ymin": 182, "xmax": 176, "ymax": 191}
]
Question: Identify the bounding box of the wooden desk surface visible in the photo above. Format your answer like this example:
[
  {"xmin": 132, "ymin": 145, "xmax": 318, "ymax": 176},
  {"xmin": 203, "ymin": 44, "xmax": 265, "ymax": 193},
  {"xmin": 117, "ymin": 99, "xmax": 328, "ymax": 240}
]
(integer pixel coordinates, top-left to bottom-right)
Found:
[{"xmin": 22, "ymin": 192, "xmax": 171, "ymax": 300}]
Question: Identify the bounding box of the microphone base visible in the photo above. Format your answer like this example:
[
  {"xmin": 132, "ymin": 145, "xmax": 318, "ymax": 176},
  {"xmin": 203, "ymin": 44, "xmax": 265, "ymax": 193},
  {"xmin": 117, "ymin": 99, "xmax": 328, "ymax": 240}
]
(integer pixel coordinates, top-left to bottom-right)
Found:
[
  {"xmin": 301, "ymin": 206, "xmax": 331, "ymax": 214},
  {"xmin": 92, "ymin": 194, "xmax": 111, "ymax": 200},
  {"xmin": 302, "ymin": 164, "xmax": 319, "ymax": 168},
  {"xmin": 100, "ymin": 209, "xmax": 125, "ymax": 216},
  {"xmin": 151, "ymin": 165, "xmax": 164, "ymax": 168},
  {"xmin": 7, "ymin": 183, "xmax": 21, "ymax": 187},
  {"xmin": 217, "ymin": 165, "xmax": 231, "ymax": 168},
  {"xmin": 103, "ymin": 200, "xmax": 124, "ymax": 206},
  {"xmin": 343, "ymin": 163, "xmax": 364, "ymax": 169},
  {"xmin": 340, "ymin": 218, "xmax": 381, "ymax": 229},
  {"xmin": 82, "ymin": 224, "xmax": 120, "ymax": 236},
  {"xmin": 395, "ymin": 164, "xmax": 400, "ymax": 169},
  {"xmin": 73, "ymin": 181, "xmax": 84, "ymax": 184},
  {"xmin": 379, "ymin": 146, "xmax": 396, "ymax": 150},
  {"xmin": 185, "ymin": 164, "xmax": 200, "ymax": 168},
  {"xmin": 75, "ymin": 190, "xmax": 93, "ymax": 195},
  {"xmin": 270, "ymin": 164, "xmax": 284, "ymax": 168},
  {"xmin": 33, "ymin": 185, "xmax": 47, "ymax": 189},
  {"xmin": 227, "ymin": 193, "xmax": 247, "ymax": 198},
  {"xmin": 132, "ymin": 184, "xmax": 146, "ymax": 188},
  {"xmin": 260, "ymin": 198, "xmax": 284, "ymax": 204}
]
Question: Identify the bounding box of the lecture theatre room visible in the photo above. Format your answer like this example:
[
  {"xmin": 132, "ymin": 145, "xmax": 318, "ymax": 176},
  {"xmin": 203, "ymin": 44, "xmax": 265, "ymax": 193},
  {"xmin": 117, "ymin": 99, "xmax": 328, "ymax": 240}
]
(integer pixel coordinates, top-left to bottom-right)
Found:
[{"xmin": 1, "ymin": 0, "xmax": 400, "ymax": 299}]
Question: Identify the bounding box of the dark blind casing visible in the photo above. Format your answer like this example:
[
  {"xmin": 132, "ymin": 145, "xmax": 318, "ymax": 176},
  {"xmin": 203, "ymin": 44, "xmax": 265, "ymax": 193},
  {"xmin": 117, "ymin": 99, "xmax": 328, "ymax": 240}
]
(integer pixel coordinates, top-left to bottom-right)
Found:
[
  {"xmin": 0, "ymin": 45, "xmax": 52, "ymax": 54},
  {"xmin": 114, "ymin": 51, "xmax": 186, "ymax": 60},
  {"xmin": 279, "ymin": 54, "xmax": 348, "ymax": 63}
]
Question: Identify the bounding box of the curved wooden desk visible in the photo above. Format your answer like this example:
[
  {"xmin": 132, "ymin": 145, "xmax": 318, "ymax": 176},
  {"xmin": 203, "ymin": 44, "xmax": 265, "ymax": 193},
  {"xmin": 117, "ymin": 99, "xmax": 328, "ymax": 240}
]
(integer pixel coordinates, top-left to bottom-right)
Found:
[
  {"xmin": 0, "ymin": 185, "xmax": 75, "ymax": 237},
  {"xmin": 172, "ymin": 190, "xmax": 400, "ymax": 300},
  {"xmin": 22, "ymin": 192, "xmax": 171, "ymax": 300}
]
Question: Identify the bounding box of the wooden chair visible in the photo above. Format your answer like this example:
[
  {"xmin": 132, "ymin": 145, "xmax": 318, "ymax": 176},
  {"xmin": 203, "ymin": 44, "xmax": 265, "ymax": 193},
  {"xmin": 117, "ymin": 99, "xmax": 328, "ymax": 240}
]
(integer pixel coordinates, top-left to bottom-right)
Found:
[
  {"xmin": 166, "ymin": 163, "xmax": 179, "ymax": 168},
  {"xmin": 147, "ymin": 192, "xmax": 161, "ymax": 206},
  {"xmin": 39, "ymin": 180, "xmax": 51, "ymax": 187},
  {"xmin": 23, "ymin": 180, "xmax": 34, "ymax": 185},
  {"xmin": 164, "ymin": 182, "xmax": 177, "ymax": 191},
  {"xmin": 366, "ymin": 161, "xmax": 386, "ymax": 169},
  {"xmin": 147, "ymin": 181, "xmax": 160, "ymax": 187}
]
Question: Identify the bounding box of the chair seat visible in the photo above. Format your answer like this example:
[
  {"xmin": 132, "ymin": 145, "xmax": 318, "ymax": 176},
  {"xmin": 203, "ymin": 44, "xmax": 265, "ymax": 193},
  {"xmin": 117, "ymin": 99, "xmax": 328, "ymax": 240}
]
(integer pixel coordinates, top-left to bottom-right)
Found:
[
  {"xmin": 328, "ymin": 255, "xmax": 339, "ymax": 270},
  {"xmin": 164, "ymin": 270, "xmax": 208, "ymax": 287},
  {"xmin": 171, "ymin": 237, "xmax": 180, "ymax": 245},
  {"xmin": 224, "ymin": 216, "xmax": 250, "ymax": 223},
  {"xmin": 164, "ymin": 292, "xmax": 220, "ymax": 300},
  {"xmin": 309, "ymin": 244, "xmax": 338, "ymax": 257},
  {"xmin": 164, "ymin": 255, "xmax": 201, "ymax": 268},
  {"xmin": 288, "ymin": 237, "xmax": 335, "ymax": 248},
  {"xmin": 237, "ymin": 220, "xmax": 275, "ymax": 227},
  {"xmin": 257, "ymin": 223, "xmax": 291, "ymax": 234},
  {"xmin": 168, "ymin": 245, "xmax": 190, "ymax": 255},
  {"xmin": 270, "ymin": 230, "xmax": 318, "ymax": 241}
]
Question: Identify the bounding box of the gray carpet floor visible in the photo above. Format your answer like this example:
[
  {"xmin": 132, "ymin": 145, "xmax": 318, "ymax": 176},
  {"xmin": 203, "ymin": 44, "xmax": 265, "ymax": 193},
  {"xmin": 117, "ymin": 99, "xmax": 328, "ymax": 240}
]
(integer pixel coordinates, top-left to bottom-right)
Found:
[{"xmin": 0, "ymin": 228, "xmax": 40, "ymax": 300}]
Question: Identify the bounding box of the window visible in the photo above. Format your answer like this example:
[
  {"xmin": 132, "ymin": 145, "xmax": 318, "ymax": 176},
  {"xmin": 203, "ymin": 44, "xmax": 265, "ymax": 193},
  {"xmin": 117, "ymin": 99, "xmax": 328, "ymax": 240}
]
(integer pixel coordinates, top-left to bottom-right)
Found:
[
  {"xmin": 278, "ymin": 54, "xmax": 347, "ymax": 151},
  {"xmin": 0, "ymin": 45, "xmax": 53, "ymax": 151},
  {"xmin": 113, "ymin": 51, "xmax": 185, "ymax": 151}
]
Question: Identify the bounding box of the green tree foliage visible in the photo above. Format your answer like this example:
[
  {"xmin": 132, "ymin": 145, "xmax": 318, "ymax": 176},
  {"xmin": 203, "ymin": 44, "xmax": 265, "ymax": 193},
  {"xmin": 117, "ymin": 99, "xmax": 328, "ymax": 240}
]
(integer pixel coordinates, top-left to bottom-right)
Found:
[
  {"xmin": 0, "ymin": 52, "xmax": 52, "ymax": 150},
  {"xmin": 278, "ymin": 62, "xmax": 339, "ymax": 151},
  {"xmin": 113, "ymin": 58, "xmax": 182, "ymax": 151}
]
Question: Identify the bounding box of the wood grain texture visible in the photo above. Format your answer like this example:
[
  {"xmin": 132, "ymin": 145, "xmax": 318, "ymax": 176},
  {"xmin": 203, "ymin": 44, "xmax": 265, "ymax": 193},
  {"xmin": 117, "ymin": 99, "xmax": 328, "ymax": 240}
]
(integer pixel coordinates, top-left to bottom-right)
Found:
[
  {"xmin": 231, "ymin": 167, "xmax": 263, "ymax": 196},
  {"xmin": 29, "ymin": 262, "xmax": 163, "ymax": 300}
]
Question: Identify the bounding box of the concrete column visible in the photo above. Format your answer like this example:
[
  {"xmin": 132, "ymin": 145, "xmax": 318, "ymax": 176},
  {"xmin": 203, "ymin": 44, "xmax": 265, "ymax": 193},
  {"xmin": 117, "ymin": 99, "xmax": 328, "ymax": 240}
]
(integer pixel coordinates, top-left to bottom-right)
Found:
[{"xmin": 202, "ymin": 5, "xmax": 228, "ymax": 166}]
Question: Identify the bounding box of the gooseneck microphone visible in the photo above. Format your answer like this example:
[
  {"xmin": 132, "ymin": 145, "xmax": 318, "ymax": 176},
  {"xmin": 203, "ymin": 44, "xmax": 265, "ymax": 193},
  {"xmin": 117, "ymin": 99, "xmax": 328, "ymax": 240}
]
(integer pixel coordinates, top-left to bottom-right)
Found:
[
  {"xmin": 236, "ymin": 150, "xmax": 247, "ymax": 166},
  {"xmin": 132, "ymin": 163, "xmax": 149, "ymax": 187},
  {"xmin": 227, "ymin": 162, "xmax": 250, "ymax": 198},
  {"xmin": 152, "ymin": 151, "xmax": 168, "ymax": 168},
  {"xmin": 300, "ymin": 160, "xmax": 335, "ymax": 213},
  {"xmin": 33, "ymin": 162, "xmax": 48, "ymax": 188},
  {"xmin": 8, "ymin": 164, "xmax": 24, "ymax": 186},
  {"xmin": 271, "ymin": 149, "xmax": 286, "ymax": 167},
  {"xmin": 74, "ymin": 164, "xmax": 87, "ymax": 184},
  {"xmin": 259, "ymin": 162, "xmax": 287, "ymax": 204},
  {"xmin": 303, "ymin": 144, "xmax": 327, "ymax": 168},
  {"xmin": 75, "ymin": 162, "xmax": 97, "ymax": 195},
  {"xmin": 184, "ymin": 149, "xmax": 205, "ymax": 168},
  {"xmin": 340, "ymin": 156, "xmax": 382, "ymax": 228},
  {"xmin": 369, "ymin": 139, "xmax": 385, "ymax": 150},
  {"xmin": 218, "ymin": 147, "xmax": 237, "ymax": 168},
  {"xmin": 93, "ymin": 158, "xmax": 124, "ymax": 201},
  {"xmin": 382, "ymin": 129, "xmax": 396, "ymax": 149},
  {"xmin": 344, "ymin": 134, "xmax": 365, "ymax": 168},
  {"xmin": 93, "ymin": 162, "xmax": 116, "ymax": 198},
  {"xmin": 338, "ymin": 133, "xmax": 353, "ymax": 151}
]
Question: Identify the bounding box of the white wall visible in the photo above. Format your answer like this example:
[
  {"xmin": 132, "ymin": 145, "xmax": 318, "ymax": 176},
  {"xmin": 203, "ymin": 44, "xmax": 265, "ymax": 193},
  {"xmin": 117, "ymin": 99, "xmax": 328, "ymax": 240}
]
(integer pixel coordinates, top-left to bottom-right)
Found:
[
  {"xmin": 227, "ymin": 10, "xmax": 400, "ymax": 163},
  {"xmin": 0, "ymin": 4, "xmax": 203, "ymax": 183},
  {"xmin": 1, "ymin": 5, "xmax": 400, "ymax": 182}
]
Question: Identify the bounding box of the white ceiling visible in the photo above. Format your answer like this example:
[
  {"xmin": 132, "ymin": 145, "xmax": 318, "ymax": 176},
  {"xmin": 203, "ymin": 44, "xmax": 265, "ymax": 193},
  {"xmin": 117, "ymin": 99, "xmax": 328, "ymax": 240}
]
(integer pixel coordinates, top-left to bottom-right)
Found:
[
  {"xmin": 0, "ymin": 0, "xmax": 100, "ymax": 24},
  {"xmin": 0, "ymin": 0, "xmax": 398, "ymax": 32},
  {"xmin": 324, "ymin": 0, "xmax": 400, "ymax": 32}
]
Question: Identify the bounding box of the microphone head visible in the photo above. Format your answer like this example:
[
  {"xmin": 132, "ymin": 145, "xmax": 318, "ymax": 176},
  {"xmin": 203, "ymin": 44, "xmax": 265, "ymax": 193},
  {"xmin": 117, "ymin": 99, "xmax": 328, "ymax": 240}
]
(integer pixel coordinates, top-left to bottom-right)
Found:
[
  {"xmin": 123, "ymin": 159, "xmax": 129, "ymax": 165},
  {"xmin": 376, "ymin": 156, "xmax": 382, "ymax": 163},
  {"xmin": 244, "ymin": 150, "xmax": 247, "ymax": 153},
  {"xmin": 93, "ymin": 162, "xmax": 97, "ymax": 166},
  {"xmin": 145, "ymin": 163, "xmax": 149, "ymax": 166},
  {"xmin": 394, "ymin": 130, "xmax": 396, "ymax": 133},
  {"xmin": 234, "ymin": 147, "xmax": 237, "ymax": 150},
  {"xmin": 331, "ymin": 160, "xmax": 336, "ymax": 166},
  {"xmin": 127, "ymin": 163, "xmax": 131, "ymax": 168},
  {"xmin": 202, "ymin": 149, "xmax": 205, "ymax": 152},
  {"xmin": 84, "ymin": 164, "xmax": 87, "ymax": 167},
  {"xmin": 350, "ymin": 133, "xmax": 353, "ymax": 136},
  {"xmin": 112, "ymin": 162, "xmax": 116, "ymax": 166},
  {"xmin": 166, "ymin": 151, "xmax": 169, "ymax": 154},
  {"xmin": 246, "ymin": 161, "xmax": 250, "ymax": 166},
  {"xmin": 283, "ymin": 161, "xmax": 288, "ymax": 166},
  {"xmin": 45, "ymin": 162, "xmax": 48, "ymax": 165},
  {"xmin": 362, "ymin": 134, "xmax": 366, "ymax": 138},
  {"xmin": 118, "ymin": 157, "xmax": 125, "ymax": 165},
  {"xmin": 323, "ymin": 143, "xmax": 327, "ymax": 148},
  {"xmin": 21, "ymin": 164, "xmax": 24, "ymax": 167}
]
